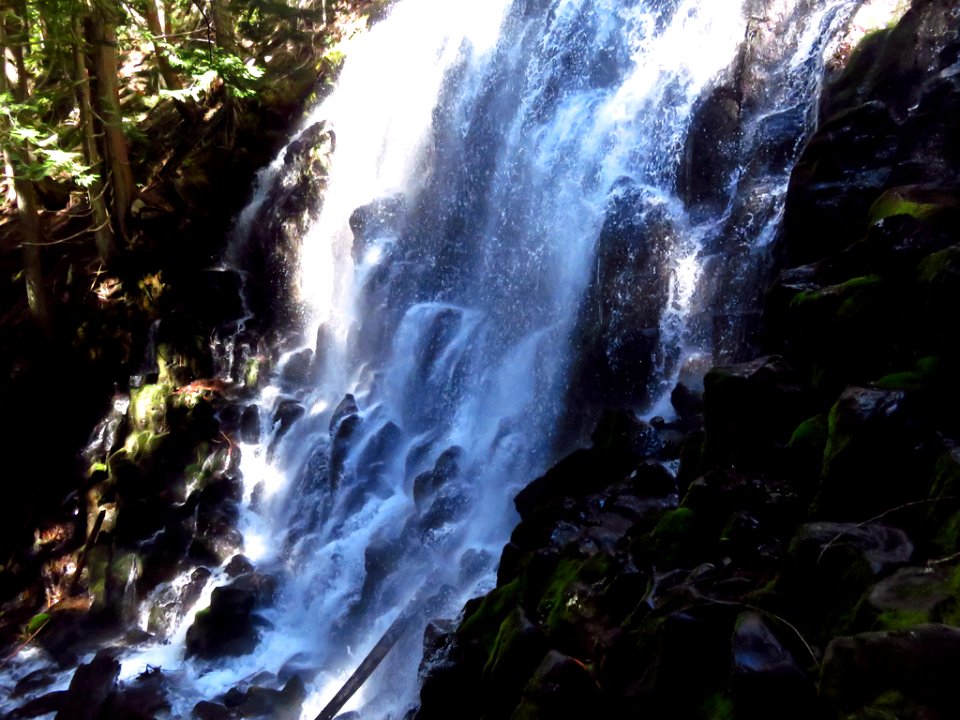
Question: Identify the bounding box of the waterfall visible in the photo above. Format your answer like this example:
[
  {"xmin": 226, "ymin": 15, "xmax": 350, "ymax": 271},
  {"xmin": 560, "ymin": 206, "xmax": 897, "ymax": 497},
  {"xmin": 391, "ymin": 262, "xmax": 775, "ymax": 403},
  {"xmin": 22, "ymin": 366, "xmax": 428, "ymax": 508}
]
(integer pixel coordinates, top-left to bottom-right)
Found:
[{"xmin": 0, "ymin": 1, "xmax": 909, "ymax": 718}]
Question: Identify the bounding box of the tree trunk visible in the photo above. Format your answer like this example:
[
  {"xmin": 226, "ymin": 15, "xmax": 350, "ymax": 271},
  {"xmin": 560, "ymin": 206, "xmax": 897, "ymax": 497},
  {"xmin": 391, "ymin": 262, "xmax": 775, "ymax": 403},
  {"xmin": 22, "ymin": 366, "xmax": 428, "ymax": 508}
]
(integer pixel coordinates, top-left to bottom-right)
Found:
[
  {"xmin": 143, "ymin": 0, "xmax": 181, "ymax": 90},
  {"xmin": 1, "ymin": 4, "xmax": 52, "ymax": 331},
  {"xmin": 209, "ymin": 0, "xmax": 238, "ymax": 54},
  {"xmin": 88, "ymin": 0, "xmax": 136, "ymax": 241},
  {"xmin": 72, "ymin": 12, "xmax": 116, "ymax": 266}
]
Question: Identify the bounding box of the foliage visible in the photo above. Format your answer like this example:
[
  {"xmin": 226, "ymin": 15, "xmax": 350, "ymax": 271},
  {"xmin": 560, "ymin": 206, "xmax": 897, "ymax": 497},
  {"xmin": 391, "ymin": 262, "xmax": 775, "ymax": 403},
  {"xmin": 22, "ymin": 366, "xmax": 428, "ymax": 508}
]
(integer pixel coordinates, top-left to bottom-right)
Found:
[
  {"xmin": 0, "ymin": 92, "xmax": 95, "ymax": 186},
  {"xmin": 161, "ymin": 44, "xmax": 265, "ymax": 99}
]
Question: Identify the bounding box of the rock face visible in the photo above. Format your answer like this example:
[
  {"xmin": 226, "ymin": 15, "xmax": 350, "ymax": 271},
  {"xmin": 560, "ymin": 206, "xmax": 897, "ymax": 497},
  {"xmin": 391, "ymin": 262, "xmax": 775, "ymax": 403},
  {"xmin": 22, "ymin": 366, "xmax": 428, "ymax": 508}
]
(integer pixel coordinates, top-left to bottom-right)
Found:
[{"xmin": 415, "ymin": 3, "xmax": 960, "ymax": 719}]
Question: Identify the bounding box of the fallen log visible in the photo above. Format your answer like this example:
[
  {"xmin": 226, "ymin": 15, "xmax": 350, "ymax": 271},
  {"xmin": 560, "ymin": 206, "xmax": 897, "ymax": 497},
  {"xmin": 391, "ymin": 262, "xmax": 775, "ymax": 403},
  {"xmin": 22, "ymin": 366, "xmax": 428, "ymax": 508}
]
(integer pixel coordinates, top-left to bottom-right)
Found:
[{"xmin": 315, "ymin": 610, "xmax": 414, "ymax": 720}]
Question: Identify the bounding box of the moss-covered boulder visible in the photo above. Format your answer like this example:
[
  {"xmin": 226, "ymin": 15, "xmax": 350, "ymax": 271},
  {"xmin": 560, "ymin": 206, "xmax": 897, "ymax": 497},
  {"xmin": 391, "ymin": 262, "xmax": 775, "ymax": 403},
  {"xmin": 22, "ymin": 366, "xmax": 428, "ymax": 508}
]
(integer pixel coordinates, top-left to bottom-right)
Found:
[{"xmin": 820, "ymin": 624, "xmax": 960, "ymax": 717}]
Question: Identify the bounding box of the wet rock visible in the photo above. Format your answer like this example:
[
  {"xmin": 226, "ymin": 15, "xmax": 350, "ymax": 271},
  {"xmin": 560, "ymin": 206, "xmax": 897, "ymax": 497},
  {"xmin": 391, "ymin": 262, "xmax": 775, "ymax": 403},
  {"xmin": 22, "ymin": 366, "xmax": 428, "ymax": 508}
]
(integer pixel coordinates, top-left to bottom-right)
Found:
[
  {"xmin": 678, "ymin": 85, "xmax": 742, "ymax": 212},
  {"xmin": 349, "ymin": 194, "xmax": 407, "ymax": 260},
  {"xmin": 232, "ymin": 677, "xmax": 305, "ymax": 720},
  {"xmin": 271, "ymin": 401, "xmax": 304, "ymax": 446},
  {"xmin": 279, "ymin": 349, "xmax": 313, "ymax": 389},
  {"xmin": 355, "ymin": 420, "xmax": 403, "ymax": 481},
  {"xmin": 107, "ymin": 665, "xmax": 170, "ymax": 720},
  {"xmin": 12, "ymin": 669, "xmax": 56, "ymax": 698},
  {"xmin": 278, "ymin": 652, "xmax": 318, "ymax": 685},
  {"xmin": 572, "ymin": 189, "xmax": 673, "ymax": 410},
  {"xmin": 330, "ymin": 413, "xmax": 363, "ymax": 482},
  {"xmin": 329, "ymin": 393, "xmax": 359, "ymax": 431},
  {"xmin": 193, "ymin": 701, "xmax": 234, "ymax": 720},
  {"xmin": 190, "ymin": 479, "xmax": 243, "ymax": 564},
  {"xmin": 670, "ymin": 382, "xmax": 703, "ymax": 430},
  {"xmin": 239, "ymin": 405, "xmax": 261, "ymax": 444},
  {"xmin": 148, "ymin": 566, "xmax": 212, "ymax": 635},
  {"xmin": 225, "ymin": 554, "xmax": 255, "ymax": 577},
  {"xmin": 185, "ymin": 573, "xmax": 277, "ymax": 660},
  {"xmin": 783, "ymin": 102, "xmax": 899, "ymax": 265},
  {"xmin": 8, "ymin": 691, "xmax": 68, "ymax": 719},
  {"xmin": 791, "ymin": 521, "xmax": 913, "ymax": 576},
  {"xmin": 413, "ymin": 446, "xmax": 464, "ymax": 512},
  {"xmin": 54, "ymin": 649, "xmax": 120, "ymax": 720}
]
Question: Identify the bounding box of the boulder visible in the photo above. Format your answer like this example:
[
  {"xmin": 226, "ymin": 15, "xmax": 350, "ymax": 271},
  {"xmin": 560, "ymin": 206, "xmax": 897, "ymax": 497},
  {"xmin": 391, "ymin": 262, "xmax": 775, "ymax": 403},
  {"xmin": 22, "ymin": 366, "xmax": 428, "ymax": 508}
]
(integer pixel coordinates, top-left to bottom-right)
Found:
[
  {"xmin": 185, "ymin": 573, "xmax": 277, "ymax": 660},
  {"xmin": 510, "ymin": 650, "xmax": 601, "ymax": 720},
  {"xmin": 730, "ymin": 612, "xmax": 814, "ymax": 720},
  {"xmin": 855, "ymin": 564, "xmax": 958, "ymax": 631},
  {"xmin": 815, "ymin": 386, "xmax": 940, "ymax": 518},
  {"xmin": 779, "ymin": 521, "xmax": 912, "ymax": 639},
  {"xmin": 54, "ymin": 650, "xmax": 120, "ymax": 720},
  {"xmin": 820, "ymin": 624, "xmax": 960, "ymax": 716},
  {"xmin": 702, "ymin": 355, "xmax": 807, "ymax": 470}
]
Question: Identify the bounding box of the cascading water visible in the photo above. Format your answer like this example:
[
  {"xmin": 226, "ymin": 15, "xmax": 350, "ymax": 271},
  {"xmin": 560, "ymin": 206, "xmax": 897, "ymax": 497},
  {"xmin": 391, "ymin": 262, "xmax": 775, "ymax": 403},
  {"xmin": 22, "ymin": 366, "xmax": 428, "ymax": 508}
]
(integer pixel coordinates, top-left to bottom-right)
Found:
[{"xmin": 0, "ymin": 1, "xmax": 910, "ymax": 718}]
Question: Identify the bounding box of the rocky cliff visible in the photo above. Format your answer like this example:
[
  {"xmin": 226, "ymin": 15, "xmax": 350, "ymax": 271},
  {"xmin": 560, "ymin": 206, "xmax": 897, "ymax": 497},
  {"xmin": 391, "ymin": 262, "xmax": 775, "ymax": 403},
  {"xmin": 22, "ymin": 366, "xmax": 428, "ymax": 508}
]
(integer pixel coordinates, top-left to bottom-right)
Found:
[{"xmin": 414, "ymin": 2, "xmax": 960, "ymax": 718}]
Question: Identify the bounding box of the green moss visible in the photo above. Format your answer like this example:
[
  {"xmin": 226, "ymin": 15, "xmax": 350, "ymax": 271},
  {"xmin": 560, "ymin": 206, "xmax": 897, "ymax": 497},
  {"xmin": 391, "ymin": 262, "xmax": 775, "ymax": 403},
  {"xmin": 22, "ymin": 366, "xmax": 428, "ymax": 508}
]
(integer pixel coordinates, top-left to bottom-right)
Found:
[
  {"xmin": 917, "ymin": 246, "xmax": 960, "ymax": 285},
  {"xmin": 868, "ymin": 190, "xmax": 940, "ymax": 225},
  {"xmin": 874, "ymin": 371, "xmax": 924, "ymax": 391},
  {"xmin": 244, "ymin": 357, "xmax": 264, "ymax": 389},
  {"xmin": 789, "ymin": 415, "xmax": 828, "ymax": 451},
  {"xmin": 790, "ymin": 275, "xmax": 883, "ymax": 311},
  {"xmin": 699, "ymin": 692, "xmax": 735, "ymax": 720},
  {"xmin": 938, "ymin": 512, "xmax": 960, "ymax": 556},
  {"xmin": 129, "ymin": 383, "xmax": 173, "ymax": 430},
  {"xmin": 872, "ymin": 608, "xmax": 929, "ymax": 631},
  {"xmin": 122, "ymin": 429, "xmax": 166, "ymax": 462},
  {"xmin": 536, "ymin": 558, "xmax": 587, "ymax": 631},
  {"xmin": 836, "ymin": 276, "xmax": 884, "ymax": 321},
  {"xmin": 24, "ymin": 612, "xmax": 51, "ymax": 636},
  {"xmin": 460, "ymin": 579, "xmax": 522, "ymax": 644},
  {"xmin": 651, "ymin": 507, "xmax": 697, "ymax": 566},
  {"xmin": 821, "ymin": 400, "xmax": 848, "ymax": 478},
  {"xmin": 483, "ymin": 608, "xmax": 537, "ymax": 678}
]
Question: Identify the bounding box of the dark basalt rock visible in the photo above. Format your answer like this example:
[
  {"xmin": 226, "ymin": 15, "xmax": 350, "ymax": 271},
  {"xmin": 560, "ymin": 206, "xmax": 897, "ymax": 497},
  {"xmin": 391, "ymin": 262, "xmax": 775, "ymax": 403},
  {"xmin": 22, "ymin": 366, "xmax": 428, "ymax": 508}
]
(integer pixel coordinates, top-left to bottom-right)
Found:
[
  {"xmin": 53, "ymin": 649, "xmax": 120, "ymax": 720},
  {"xmin": 678, "ymin": 85, "xmax": 743, "ymax": 213},
  {"xmin": 821, "ymin": 624, "xmax": 960, "ymax": 716},
  {"xmin": 511, "ymin": 650, "xmax": 601, "ymax": 719},
  {"xmin": 701, "ymin": 355, "xmax": 807, "ymax": 471},
  {"xmin": 730, "ymin": 612, "xmax": 814, "ymax": 720},
  {"xmin": 185, "ymin": 573, "xmax": 278, "ymax": 660},
  {"xmin": 349, "ymin": 194, "xmax": 407, "ymax": 261},
  {"xmin": 193, "ymin": 701, "xmax": 234, "ymax": 720},
  {"xmin": 8, "ymin": 691, "xmax": 68, "ymax": 719}
]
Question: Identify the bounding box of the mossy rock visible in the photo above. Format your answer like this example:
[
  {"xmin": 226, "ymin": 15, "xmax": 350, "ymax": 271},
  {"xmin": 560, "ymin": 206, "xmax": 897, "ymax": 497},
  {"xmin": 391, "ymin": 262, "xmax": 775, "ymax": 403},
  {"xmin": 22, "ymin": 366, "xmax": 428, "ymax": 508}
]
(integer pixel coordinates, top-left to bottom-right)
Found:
[
  {"xmin": 787, "ymin": 414, "xmax": 828, "ymax": 485},
  {"xmin": 852, "ymin": 565, "xmax": 960, "ymax": 632},
  {"xmin": 789, "ymin": 275, "xmax": 884, "ymax": 323},
  {"xmin": 129, "ymin": 383, "xmax": 173, "ymax": 431},
  {"xmin": 698, "ymin": 692, "xmax": 735, "ymax": 720},
  {"xmin": 648, "ymin": 507, "xmax": 699, "ymax": 567},
  {"xmin": 535, "ymin": 553, "xmax": 613, "ymax": 648},
  {"xmin": 459, "ymin": 579, "xmax": 524, "ymax": 652},
  {"xmin": 814, "ymin": 386, "xmax": 938, "ymax": 518},
  {"xmin": 927, "ymin": 449, "xmax": 960, "ymax": 553},
  {"xmin": 866, "ymin": 185, "xmax": 957, "ymax": 227},
  {"xmin": 819, "ymin": 28, "xmax": 894, "ymax": 121},
  {"xmin": 820, "ymin": 625, "xmax": 960, "ymax": 717}
]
